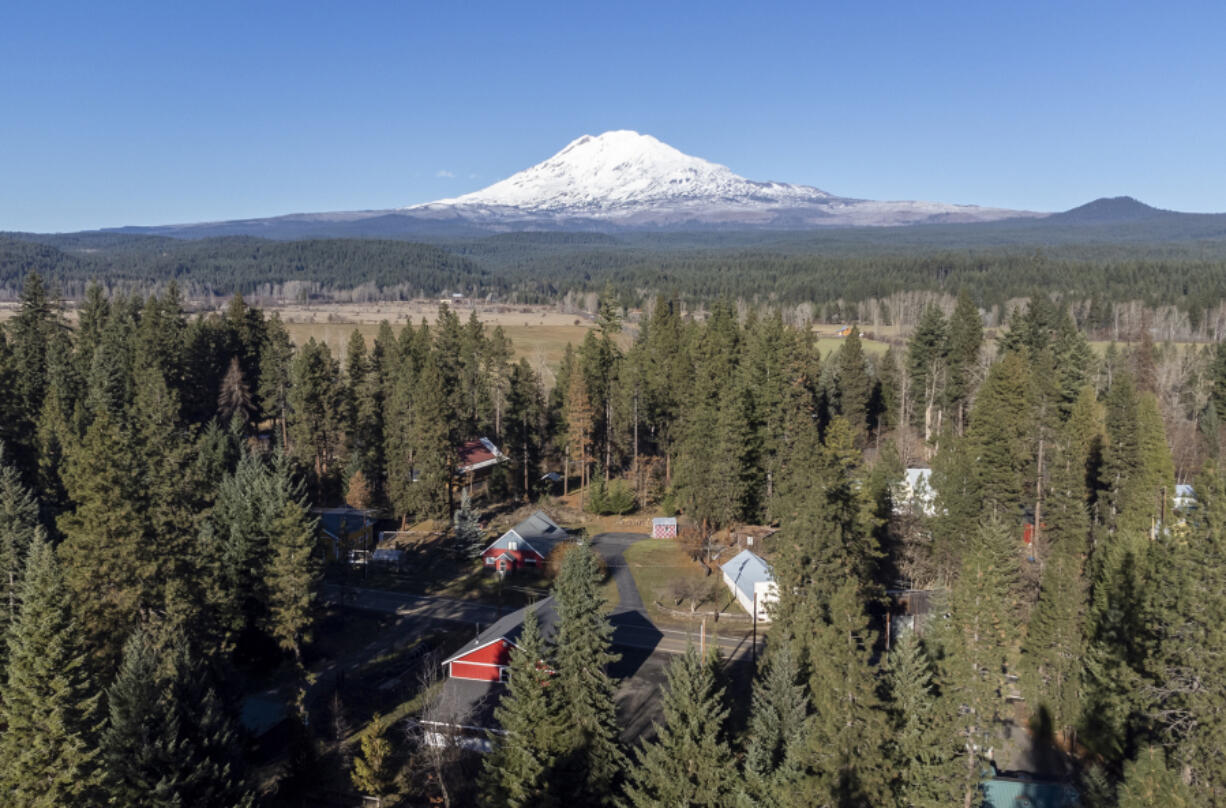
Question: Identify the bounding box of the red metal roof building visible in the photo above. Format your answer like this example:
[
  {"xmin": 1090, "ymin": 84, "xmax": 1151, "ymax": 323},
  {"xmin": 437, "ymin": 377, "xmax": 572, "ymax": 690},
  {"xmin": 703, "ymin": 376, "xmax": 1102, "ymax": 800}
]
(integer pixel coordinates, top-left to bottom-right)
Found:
[{"xmin": 441, "ymin": 597, "xmax": 558, "ymax": 682}]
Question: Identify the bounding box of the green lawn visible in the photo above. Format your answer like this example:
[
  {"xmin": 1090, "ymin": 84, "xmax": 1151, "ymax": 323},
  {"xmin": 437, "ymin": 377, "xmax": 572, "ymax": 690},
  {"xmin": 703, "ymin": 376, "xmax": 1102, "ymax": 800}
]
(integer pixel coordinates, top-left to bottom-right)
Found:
[{"xmin": 623, "ymin": 539, "xmax": 744, "ymax": 625}]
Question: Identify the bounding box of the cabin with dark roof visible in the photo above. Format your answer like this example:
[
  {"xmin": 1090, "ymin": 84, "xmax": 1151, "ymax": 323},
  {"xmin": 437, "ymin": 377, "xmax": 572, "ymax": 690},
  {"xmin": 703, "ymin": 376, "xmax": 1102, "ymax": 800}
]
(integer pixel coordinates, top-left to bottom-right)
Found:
[{"xmin": 456, "ymin": 437, "xmax": 507, "ymax": 495}]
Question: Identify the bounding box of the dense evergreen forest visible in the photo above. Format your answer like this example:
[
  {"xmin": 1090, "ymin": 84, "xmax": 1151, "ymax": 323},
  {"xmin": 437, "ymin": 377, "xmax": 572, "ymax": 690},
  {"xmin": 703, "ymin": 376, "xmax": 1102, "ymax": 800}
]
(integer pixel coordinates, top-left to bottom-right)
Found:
[
  {"xmin": 2, "ymin": 269, "xmax": 1225, "ymax": 805},
  {"xmin": 7, "ymin": 229, "xmax": 1226, "ymax": 333}
]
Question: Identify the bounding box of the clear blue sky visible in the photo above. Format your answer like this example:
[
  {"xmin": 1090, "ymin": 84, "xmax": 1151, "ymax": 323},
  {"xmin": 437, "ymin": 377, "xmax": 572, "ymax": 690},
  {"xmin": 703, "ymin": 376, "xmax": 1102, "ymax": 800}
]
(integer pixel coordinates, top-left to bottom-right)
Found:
[{"xmin": 3, "ymin": 0, "xmax": 1224, "ymax": 231}]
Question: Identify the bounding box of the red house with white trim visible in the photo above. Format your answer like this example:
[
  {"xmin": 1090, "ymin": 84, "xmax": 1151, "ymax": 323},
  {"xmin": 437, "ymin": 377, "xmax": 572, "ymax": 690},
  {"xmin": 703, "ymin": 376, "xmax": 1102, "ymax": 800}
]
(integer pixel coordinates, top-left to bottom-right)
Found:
[
  {"xmin": 480, "ymin": 511, "xmax": 568, "ymax": 574},
  {"xmin": 441, "ymin": 597, "xmax": 558, "ymax": 682}
]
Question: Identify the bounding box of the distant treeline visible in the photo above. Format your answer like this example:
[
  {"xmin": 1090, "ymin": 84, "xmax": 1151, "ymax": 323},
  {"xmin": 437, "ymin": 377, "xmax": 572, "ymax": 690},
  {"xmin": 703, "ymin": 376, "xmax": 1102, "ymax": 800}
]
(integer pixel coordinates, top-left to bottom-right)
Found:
[{"xmin": 5, "ymin": 230, "xmax": 1226, "ymax": 323}]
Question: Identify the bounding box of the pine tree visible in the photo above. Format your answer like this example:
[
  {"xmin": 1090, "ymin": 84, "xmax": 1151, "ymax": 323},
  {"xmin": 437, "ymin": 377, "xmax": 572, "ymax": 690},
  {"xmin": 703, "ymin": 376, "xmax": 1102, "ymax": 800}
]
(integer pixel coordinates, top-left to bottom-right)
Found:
[
  {"xmin": 505, "ymin": 359, "xmax": 545, "ymax": 502},
  {"xmin": 1117, "ymin": 747, "xmax": 1196, "ymax": 808},
  {"xmin": 884, "ymin": 628, "xmax": 962, "ymax": 808},
  {"xmin": 944, "ymin": 291, "xmax": 983, "ymax": 435},
  {"xmin": 623, "ymin": 646, "xmax": 734, "ymax": 808},
  {"xmin": 740, "ymin": 644, "xmax": 809, "ymax": 808},
  {"xmin": 800, "ymin": 581, "xmax": 891, "ymax": 807},
  {"xmin": 453, "ymin": 489, "xmax": 484, "ymax": 557},
  {"xmin": 100, "ymin": 627, "xmax": 179, "ymax": 806},
  {"xmin": 0, "ymin": 449, "xmax": 38, "ymax": 672},
  {"xmin": 771, "ymin": 417, "xmax": 879, "ymax": 633},
  {"xmin": 1021, "ymin": 551, "xmax": 1085, "ymax": 744},
  {"xmin": 939, "ymin": 517, "xmax": 1020, "ymax": 808},
  {"xmin": 964, "ymin": 351, "xmax": 1036, "ymax": 517},
  {"xmin": 550, "ymin": 542, "xmax": 624, "ymax": 803},
  {"xmin": 480, "ymin": 608, "xmax": 559, "ymax": 807},
  {"xmin": 7, "ymin": 273, "xmax": 57, "ymax": 476},
  {"xmin": 0, "ymin": 534, "xmax": 102, "ymax": 805},
  {"xmin": 833, "ymin": 327, "xmax": 871, "ymax": 443},
  {"xmin": 906, "ymin": 305, "xmax": 948, "ymax": 441},
  {"xmin": 1140, "ymin": 462, "xmax": 1226, "ymax": 800},
  {"xmin": 352, "ymin": 713, "xmax": 394, "ymax": 799},
  {"xmin": 57, "ymin": 411, "xmax": 151, "ymax": 664},
  {"xmin": 673, "ymin": 372, "xmax": 749, "ymax": 533},
  {"xmin": 566, "ymin": 365, "xmax": 596, "ymax": 504},
  {"xmin": 258, "ymin": 314, "xmax": 294, "ymax": 450},
  {"xmin": 218, "ymin": 356, "xmax": 253, "ymax": 425},
  {"xmin": 160, "ymin": 627, "xmax": 253, "ymax": 807},
  {"xmin": 405, "ymin": 358, "xmax": 453, "ymax": 520},
  {"xmin": 265, "ymin": 487, "xmax": 320, "ymax": 666},
  {"xmin": 287, "ymin": 337, "xmax": 344, "ymax": 485}
]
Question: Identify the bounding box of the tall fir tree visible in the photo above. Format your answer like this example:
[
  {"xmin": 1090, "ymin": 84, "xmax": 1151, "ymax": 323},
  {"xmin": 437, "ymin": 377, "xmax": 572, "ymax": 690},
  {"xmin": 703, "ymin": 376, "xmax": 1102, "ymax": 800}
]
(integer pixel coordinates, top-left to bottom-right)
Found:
[
  {"xmin": 57, "ymin": 411, "xmax": 151, "ymax": 665},
  {"xmin": 937, "ymin": 517, "xmax": 1020, "ymax": 808},
  {"xmin": 884, "ymin": 628, "xmax": 962, "ymax": 808},
  {"xmin": 264, "ymin": 490, "xmax": 320, "ymax": 666},
  {"xmin": 0, "ymin": 534, "xmax": 102, "ymax": 806},
  {"xmin": 480, "ymin": 608, "xmax": 559, "ymax": 808},
  {"xmin": 0, "ymin": 449, "xmax": 39, "ymax": 672},
  {"xmin": 944, "ymin": 290, "xmax": 983, "ymax": 435},
  {"xmin": 623, "ymin": 646, "xmax": 734, "ymax": 808},
  {"xmin": 799, "ymin": 581, "xmax": 891, "ymax": 808},
  {"xmin": 740, "ymin": 644, "xmax": 809, "ymax": 808},
  {"xmin": 405, "ymin": 358, "xmax": 454, "ymax": 520},
  {"xmin": 906, "ymin": 305, "xmax": 948, "ymax": 441},
  {"xmin": 1116, "ymin": 747, "xmax": 1196, "ymax": 808},
  {"xmin": 550, "ymin": 542, "xmax": 624, "ymax": 804}
]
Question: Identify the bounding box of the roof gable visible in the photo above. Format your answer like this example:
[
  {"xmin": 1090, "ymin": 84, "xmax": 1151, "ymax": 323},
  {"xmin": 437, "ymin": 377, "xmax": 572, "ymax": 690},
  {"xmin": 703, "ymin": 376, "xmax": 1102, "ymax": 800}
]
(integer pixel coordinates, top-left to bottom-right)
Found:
[
  {"xmin": 480, "ymin": 511, "xmax": 567, "ymax": 557},
  {"xmin": 442, "ymin": 597, "xmax": 560, "ymax": 667},
  {"xmin": 721, "ymin": 549, "xmax": 775, "ymax": 600}
]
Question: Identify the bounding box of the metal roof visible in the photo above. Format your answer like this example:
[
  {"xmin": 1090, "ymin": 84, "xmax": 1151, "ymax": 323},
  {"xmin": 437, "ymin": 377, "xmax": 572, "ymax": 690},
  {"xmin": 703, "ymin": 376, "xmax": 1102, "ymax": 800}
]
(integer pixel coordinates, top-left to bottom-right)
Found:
[
  {"xmin": 981, "ymin": 777, "xmax": 1078, "ymax": 808},
  {"xmin": 720, "ymin": 549, "xmax": 774, "ymax": 601},
  {"xmin": 457, "ymin": 437, "xmax": 506, "ymax": 473},
  {"xmin": 652, "ymin": 517, "xmax": 677, "ymax": 526},
  {"xmin": 481, "ymin": 510, "xmax": 568, "ymax": 558},
  {"xmin": 441, "ymin": 596, "xmax": 559, "ymax": 666}
]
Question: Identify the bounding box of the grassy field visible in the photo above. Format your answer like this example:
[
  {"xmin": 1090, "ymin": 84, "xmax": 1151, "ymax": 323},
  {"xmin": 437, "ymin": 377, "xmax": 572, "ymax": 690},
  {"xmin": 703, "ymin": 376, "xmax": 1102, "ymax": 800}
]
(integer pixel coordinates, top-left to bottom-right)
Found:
[
  {"xmin": 623, "ymin": 538, "xmax": 745, "ymax": 626},
  {"xmin": 814, "ymin": 335, "xmax": 892, "ymax": 359}
]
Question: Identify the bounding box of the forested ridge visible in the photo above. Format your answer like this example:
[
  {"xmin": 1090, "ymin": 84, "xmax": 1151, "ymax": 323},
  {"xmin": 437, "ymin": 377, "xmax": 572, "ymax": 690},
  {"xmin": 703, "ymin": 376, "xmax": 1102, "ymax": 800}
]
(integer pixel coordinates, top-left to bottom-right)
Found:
[
  {"xmin": 6, "ymin": 230, "xmax": 1226, "ymax": 323},
  {"xmin": 1, "ymin": 270, "xmax": 1225, "ymax": 805}
]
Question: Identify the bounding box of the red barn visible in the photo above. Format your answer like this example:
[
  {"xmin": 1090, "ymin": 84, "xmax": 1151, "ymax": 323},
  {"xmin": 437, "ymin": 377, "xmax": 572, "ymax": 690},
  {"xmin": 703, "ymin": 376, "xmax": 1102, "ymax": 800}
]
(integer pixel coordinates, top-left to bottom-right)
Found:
[{"xmin": 441, "ymin": 597, "xmax": 558, "ymax": 682}]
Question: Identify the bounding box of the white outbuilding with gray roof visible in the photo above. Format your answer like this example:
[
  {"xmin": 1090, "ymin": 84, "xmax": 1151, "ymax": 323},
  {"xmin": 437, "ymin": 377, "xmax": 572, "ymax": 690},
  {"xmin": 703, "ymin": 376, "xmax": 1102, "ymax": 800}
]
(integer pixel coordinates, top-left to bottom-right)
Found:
[{"xmin": 720, "ymin": 549, "xmax": 778, "ymax": 623}]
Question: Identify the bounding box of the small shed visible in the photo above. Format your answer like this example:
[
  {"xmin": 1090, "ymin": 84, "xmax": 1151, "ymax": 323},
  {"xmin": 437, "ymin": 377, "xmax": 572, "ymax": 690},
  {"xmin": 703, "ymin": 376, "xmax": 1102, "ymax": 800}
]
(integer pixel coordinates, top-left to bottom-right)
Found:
[
  {"xmin": 720, "ymin": 549, "xmax": 778, "ymax": 622},
  {"xmin": 651, "ymin": 517, "xmax": 678, "ymax": 539}
]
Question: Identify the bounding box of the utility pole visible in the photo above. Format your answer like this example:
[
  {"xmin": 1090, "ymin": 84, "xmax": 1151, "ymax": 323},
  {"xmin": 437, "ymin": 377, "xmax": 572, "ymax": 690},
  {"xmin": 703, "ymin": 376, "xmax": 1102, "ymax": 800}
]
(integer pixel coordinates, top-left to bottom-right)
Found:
[{"xmin": 752, "ymin": 591, "xmax": 757, "ymax": 667}]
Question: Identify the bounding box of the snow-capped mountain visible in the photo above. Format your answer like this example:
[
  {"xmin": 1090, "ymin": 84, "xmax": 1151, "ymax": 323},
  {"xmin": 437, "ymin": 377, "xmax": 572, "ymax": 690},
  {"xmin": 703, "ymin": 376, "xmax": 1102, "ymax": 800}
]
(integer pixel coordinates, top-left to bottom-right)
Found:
[
  {"xmin": 404, "ymin": 130, "xmax": 1038, "ymax": 228},
  {"xmin": 99, "ymin": 131, "xmax": 1049, "ymax": 238}
]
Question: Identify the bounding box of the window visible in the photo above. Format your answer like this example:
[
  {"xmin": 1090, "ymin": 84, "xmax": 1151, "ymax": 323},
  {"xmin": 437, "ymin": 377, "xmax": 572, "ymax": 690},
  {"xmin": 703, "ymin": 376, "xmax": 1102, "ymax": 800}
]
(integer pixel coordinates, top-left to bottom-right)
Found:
[
  {"xmin": 485, "ymin": 556, "xmax": 494, "ymax": 565},
  {"xmin": 508, "ymin": 541, "xmax": 518, "ymax": 551}
]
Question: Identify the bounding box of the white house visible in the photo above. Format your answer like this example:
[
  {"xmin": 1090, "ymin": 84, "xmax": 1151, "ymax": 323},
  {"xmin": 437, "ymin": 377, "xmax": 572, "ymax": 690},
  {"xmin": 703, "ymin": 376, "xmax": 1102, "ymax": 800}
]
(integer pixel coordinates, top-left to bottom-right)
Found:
[
  {"xmin": 720, "ymin": 549, "xmax": 777, "ymax": 623},
  {"xmin": 1174, "ymin": 483, "xmax": 1196, "ymax": 512},
  {"xmin": 898, "ymin": 468, "xmax": 936, "ymax": 516}
]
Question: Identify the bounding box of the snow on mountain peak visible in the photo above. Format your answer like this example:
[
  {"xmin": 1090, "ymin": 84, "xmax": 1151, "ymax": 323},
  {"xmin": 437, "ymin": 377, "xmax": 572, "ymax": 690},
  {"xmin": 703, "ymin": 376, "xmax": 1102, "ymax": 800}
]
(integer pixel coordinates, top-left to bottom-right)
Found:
[
  {"xmin": 404, "ymin": 131, "xmax": 1037, "ymax": 228},
  {"xmin": 420, "ymin": 130, "xmax": 834, "ymax": 214}
]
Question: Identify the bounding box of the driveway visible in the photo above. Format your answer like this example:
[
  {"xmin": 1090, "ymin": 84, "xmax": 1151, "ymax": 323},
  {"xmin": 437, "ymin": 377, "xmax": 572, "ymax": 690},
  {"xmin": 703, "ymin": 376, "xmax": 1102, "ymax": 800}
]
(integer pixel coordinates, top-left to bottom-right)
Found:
[{"xmin": 591, "ymin": 532, "xmax": 756, "ymax": 660}]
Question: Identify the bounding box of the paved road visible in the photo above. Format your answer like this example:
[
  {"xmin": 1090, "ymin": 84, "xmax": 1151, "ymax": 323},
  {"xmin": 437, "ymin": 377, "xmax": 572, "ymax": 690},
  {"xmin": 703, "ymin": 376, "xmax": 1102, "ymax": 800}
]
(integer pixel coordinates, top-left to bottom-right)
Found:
[
  {"xmin": 323, "ymin": 535, "xmax": 757, "ymax": 660},
  {"xmin": 322, "ymin": 583, "xmax": 501, "ymax": 625}
]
